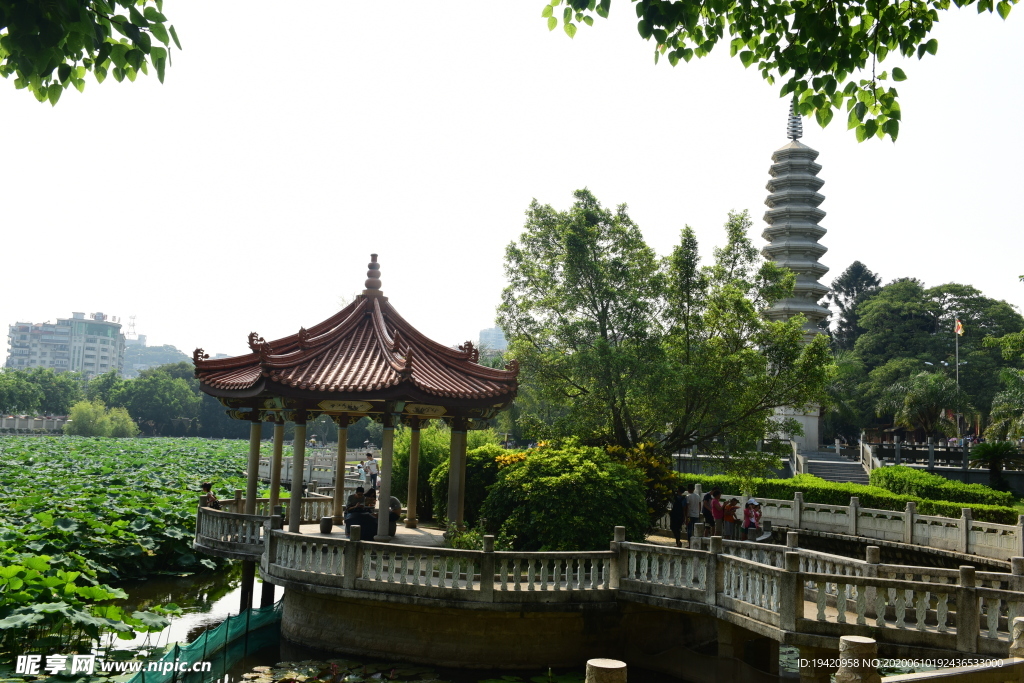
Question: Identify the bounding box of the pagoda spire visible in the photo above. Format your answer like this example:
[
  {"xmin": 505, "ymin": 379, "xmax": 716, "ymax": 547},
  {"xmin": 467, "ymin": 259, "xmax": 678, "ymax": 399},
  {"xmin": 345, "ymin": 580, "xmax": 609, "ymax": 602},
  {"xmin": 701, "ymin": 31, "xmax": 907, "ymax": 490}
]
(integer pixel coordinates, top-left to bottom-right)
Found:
[{"xmin": 761, "ymin": 107, "xmax": 829, "ymax": 340}]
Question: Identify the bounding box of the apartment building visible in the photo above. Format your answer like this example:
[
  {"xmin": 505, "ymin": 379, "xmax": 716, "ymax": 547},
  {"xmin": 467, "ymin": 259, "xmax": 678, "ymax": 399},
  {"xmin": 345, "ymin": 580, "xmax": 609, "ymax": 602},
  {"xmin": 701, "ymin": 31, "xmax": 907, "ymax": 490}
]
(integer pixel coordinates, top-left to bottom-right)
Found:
[{"xmin": 6, "ymin": 312, "xmax": 126, "ymax": 378}]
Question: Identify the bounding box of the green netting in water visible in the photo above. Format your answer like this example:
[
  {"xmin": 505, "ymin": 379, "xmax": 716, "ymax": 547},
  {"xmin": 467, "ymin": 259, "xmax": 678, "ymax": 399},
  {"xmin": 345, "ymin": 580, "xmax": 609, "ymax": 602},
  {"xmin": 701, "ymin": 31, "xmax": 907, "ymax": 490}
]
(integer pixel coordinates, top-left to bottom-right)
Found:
[{"xmin": 125, "ymin": 601, "xmax": 282, "ymax": 683}]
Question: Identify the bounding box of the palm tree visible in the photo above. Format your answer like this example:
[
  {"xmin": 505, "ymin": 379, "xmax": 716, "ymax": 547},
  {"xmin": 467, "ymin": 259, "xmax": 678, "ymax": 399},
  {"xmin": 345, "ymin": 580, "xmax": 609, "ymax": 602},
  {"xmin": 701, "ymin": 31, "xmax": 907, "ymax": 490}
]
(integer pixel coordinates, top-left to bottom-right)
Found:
[
  {"xmin": 987, "ymin": 369, "xmax": 1024, "ymax": 441},
  {"xmin": 969, "ymin": 441, "xmax": 1024, "ymax": 491},
  {"xmin": 875, "ymin": 371, "xmax": 973, "ymax": 439}
]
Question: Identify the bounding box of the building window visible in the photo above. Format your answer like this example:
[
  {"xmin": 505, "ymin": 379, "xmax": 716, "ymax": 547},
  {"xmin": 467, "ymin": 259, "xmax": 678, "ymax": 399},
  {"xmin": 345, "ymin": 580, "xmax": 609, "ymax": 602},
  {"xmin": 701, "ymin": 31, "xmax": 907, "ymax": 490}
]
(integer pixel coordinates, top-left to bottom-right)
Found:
[
  {"xmin": 84, "ymin": 362, "xmax": 95, "ymax": 367},
  {"xmin": 85, "ymin": 346, "xmax": 96, "ymax": 351}
]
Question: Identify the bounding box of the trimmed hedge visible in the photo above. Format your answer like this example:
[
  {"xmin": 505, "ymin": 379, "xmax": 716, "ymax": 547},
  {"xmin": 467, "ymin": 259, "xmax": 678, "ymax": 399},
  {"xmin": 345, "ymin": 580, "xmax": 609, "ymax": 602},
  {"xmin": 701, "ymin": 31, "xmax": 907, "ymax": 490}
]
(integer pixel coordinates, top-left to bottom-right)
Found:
[
  {"xmin": 677, "ymin": 473, "xmax": 1019, "ymax": 525},
  {"xmin": 868, "ymin": 466, "xmax": 1015, "ymax": 507}
]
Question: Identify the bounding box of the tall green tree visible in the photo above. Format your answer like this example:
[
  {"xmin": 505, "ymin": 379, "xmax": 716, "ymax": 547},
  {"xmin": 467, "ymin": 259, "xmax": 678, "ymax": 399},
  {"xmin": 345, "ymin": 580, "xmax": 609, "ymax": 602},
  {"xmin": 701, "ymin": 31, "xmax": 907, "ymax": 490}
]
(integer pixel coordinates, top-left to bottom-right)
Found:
[
  {"xmin": 543, "ymin": 0, "xmax": 1016, "ymax": 142},
  {"xmin": 875, "ymin": 371, "xmax": 973, "ymax": 438},
  {"xmin": 0, "ymin": 0, "xmax": 180, "ymax": 104},
  {"xmin": 825, "ymin": 261, "xmax": 881, "ymax": 351},
  {"xmin": 111, "ymin": 370, "xmax": 199, "ymax": 435},
  {"xmin": 20, "ymin": 367, "xmax": 82, "ymax": 414},
  {"xmin": 0, "ymin": 372, "xmax": 43, "ymax": 414}
]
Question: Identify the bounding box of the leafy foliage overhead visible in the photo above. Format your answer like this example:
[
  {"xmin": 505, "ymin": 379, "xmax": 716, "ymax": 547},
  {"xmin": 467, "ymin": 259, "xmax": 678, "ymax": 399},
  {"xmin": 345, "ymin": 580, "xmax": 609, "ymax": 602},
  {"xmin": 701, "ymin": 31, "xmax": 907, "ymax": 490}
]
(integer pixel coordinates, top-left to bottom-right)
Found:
[
  {"xmin": 542, "ymin": 0, "xmax": 1016, "ymax": 142},
  {"xmin": 0, "ymin": 0, "xmax": 181, "ymax": 105}
]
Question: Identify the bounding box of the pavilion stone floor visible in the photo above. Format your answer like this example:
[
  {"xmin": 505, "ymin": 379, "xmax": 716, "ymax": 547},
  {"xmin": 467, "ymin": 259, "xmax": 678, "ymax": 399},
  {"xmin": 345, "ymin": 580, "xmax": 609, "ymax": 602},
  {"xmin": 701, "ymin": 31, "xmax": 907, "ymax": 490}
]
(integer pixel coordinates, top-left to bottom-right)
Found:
[{"xmin": 297, "ymin": 522, "xmax": 446, "ymax": 547}]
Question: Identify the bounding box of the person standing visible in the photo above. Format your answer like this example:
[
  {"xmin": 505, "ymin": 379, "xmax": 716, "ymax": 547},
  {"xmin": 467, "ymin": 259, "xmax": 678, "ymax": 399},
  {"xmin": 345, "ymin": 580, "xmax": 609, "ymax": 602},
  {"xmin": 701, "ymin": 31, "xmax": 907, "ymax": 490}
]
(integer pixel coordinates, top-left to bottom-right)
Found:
[
  {"xmin": 200, "ymin": 483, "xmax": 220, "ymax": 509},
  {"xmin": 669, "ymin": 486, "xmax": 688, "ymax": 548},
  {"xmin": 701, "ymin": 488, "xmax": 715, "ymax": 536},
  {"xmin": 710, "ymin": 488, "xmax": 725, "ymax": 537},
  {"xmin": 685, "ymin": 484, "xmax": 701, "ymax": 545},
  {"xmin": 364, "ymin": 452, "xmax": 379, "ymax": 490}
]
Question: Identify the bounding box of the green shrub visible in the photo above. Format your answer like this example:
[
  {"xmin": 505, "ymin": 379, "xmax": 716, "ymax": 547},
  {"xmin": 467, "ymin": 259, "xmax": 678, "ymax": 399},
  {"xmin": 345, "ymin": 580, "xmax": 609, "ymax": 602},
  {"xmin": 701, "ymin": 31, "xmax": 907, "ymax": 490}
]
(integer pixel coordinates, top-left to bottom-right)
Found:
[
  {"xmin": 429, "ymin": 443, "xmax": 505, "ymax": 526},
  {"xmin": 676, "ymin": 472, "xmax": 1019, "ymax": 524},
  {"xmin": 481, "ymin": 442, "xmax": 649, "ymax": 550},
  {"xmin": 870, "ymin": 466, "xmax": 1015, "ymax": 506}
]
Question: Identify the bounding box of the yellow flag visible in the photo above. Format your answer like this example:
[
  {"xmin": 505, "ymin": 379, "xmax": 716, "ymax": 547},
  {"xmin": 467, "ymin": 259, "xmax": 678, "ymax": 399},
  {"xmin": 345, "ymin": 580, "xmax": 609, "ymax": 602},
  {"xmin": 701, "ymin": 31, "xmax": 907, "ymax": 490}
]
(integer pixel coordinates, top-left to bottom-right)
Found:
[{"xmin": 955, "ymin": 319, "xmax": 964, "ymax": 336}]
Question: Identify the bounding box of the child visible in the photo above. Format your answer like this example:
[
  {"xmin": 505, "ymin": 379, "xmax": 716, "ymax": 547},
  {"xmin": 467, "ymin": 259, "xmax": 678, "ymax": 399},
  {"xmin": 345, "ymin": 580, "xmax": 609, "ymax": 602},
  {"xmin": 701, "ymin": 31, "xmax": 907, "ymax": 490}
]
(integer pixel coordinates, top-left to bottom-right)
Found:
[{"xmin": 743, "ymin": 498, "xmax": 762, "ymax": 536}]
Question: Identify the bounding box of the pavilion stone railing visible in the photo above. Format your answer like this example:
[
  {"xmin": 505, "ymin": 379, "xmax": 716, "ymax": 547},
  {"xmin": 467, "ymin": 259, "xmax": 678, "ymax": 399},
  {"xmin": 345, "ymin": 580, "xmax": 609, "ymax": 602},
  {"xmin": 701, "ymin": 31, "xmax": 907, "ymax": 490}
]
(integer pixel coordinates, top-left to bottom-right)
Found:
[
  {"xmin": 664, "ymin": 487, "xmax": 1024, "ymax": 561},
  {"xmin": 258, "ymin": 452, "xmax": 375, "ymax": 486},
  {"xmin": 261, "ymin": 526, "xmax": 616, "ymax": 603},
  {"xmin": 194, "ymin": 506, "xmax": 269, "ymax": 558},
  {"xmin": 221, "ymin": 496, "xmax": 335, "ymax": 525}
]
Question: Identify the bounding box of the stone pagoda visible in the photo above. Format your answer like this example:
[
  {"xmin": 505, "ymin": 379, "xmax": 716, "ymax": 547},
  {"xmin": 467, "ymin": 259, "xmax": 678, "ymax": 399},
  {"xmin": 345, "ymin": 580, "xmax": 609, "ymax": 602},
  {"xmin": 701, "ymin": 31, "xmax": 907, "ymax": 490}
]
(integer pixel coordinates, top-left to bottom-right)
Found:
[
  {"xmin": 762, "ymin": 105, "xmax": 830, "ymax": 451},
  {"xmin": 761, "ymin": 104, "xmax": 830, "ymax": 338}
]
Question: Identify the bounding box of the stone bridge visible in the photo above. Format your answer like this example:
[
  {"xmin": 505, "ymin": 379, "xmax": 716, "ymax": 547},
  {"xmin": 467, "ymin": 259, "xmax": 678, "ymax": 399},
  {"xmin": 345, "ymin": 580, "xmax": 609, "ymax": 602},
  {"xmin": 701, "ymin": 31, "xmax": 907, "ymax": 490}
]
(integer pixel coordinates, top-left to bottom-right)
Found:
[{"xmin": 194, "ymin": 502, "xmax": 1024, "ymax": 683}]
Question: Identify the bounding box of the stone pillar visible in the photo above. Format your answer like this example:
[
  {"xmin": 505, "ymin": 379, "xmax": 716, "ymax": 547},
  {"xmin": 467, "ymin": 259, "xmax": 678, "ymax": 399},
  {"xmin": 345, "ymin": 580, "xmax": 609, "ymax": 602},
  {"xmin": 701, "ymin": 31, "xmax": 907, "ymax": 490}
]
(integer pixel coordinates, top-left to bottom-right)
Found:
[
  {"xmin": 793, "ymin": 491, "xmax": 803, "ymax": 530},
  {"xmin": 956, "ymin": 565, "xmax": 979, "ymax": 653},
  {"xmin": 1012, "ymin": 556, "xmax": 1024, "ymax": 593},
  {"xmin": 456, "ymin": 427, "xmax": 469, "ymax": 531},
  {"xmin": 269, "ymin": 421, "xmax": 284, "ymax": 510},
  {"xmin": 786, "ymin": 531, "xmax": 799, "ymax": 549},
  {"xmin": 963, "ymin": 439, "xmax": 970, "ymax": 471},
  {"xmin": 288, "ymin": 416, "xmax": 307, "ymax": 533},
  {"xmin": 585, "ymin": 660, "xmax": 626, "ymax": 683},
  {"xmin": 481, "ymin": 535, "xmax": 495, "ymax": 601},
  {"xmin": 864, "ymin": 546, "xmax": 880, "ymax": 617},
  {"xmin": 927, "ymin": 437, "xmax": 935, "ymax": 469},
  {"xmin": 903, "ymin": 501, "xmax": 916, "ymax": 544},
  {"xmin": 1009, "ymin": 616, "xmax": 1024, "ymax": 658},
  {"xmin": 239, "ymin": 559, "xmax": 255, "ymax": 612},
  {"xmin": 259, "ymin": 571, "xmax": 275, "ymax": 607},
  {"xmin": 894, "ymin": 436, "xmax": 901, "ymax": 465},
  {"xmin": 834, "ymin": 636, "xmax": 880, "ymax": 683},
  {"xmin": 960, "ymin": 508, "xmax": 973, "ymax": 554},
  {"xmin": 706, "ymin": 536, "xmax": 722, "ymax": 606},
  {"xmin": 849, "ymin": 496, "xmax": 859, "ymax": 536},
  {"xmin": 375, "ymin": 414, "xmax": 397, "ymax": 542},
  {"xmin": 405, "ymin": 419, "xmax": 421, "ymax": 528},
  {"xmin": 245, "ymin": 418, "xmax": 262, "ymax": 515},
  {"xmin": 780, "ymin": 552, "xmax": 800, "ymax": 631},
  {"xmin": 332, "ymin": 417, "xmax": 349, "ymax": 523},
  {"xmin": 446, "ymin": 420, "xmax": 467, "ymax": 527}
]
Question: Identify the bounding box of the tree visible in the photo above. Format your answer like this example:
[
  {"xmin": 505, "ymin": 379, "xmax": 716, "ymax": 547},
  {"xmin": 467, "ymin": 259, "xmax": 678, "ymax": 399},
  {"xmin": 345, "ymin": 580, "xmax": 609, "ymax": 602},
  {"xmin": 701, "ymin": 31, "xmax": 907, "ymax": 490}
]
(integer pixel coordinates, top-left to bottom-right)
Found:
[
  {"xmin": 875, "ymin": 371, "xmax": 973, "ymax": 438},
  {"xmin": 987, "ymin": 369, "xmax": 1024, "ymax": 440},
  {"xmin": 0, "ymin": 0, "xmax": 180, "ymax": 105},
  {"xmin": 85, "ymin": 370, "xmax": 124, "ymax": 406},
  {"xmin": 63, "ymin": 399, "xmax": 111, "ymax": 436},
  {"xmin": 825, "ymin": 261, "xmax": 881, "ymax": 351},
  {"xmin": 543, "ymin": 0, "xmax": 1015, "ymax": 142},
  {"xmin": 0, "ymin": 372, "xmax": 43, "ymax": 414},
  {"xmin": 21, "ymin": 367, "xmax": 82, "ymax": 414},
  {"xmin": 499, "ymin": 190, "xmax": 833, "ymax": 457},
  {"xmin": 969, "ymin": 441, "xmax": 1024, "ymax": 491},
  {"xmin": 111, "ymin": 370, "xmax": 199, "ymax": 435}
]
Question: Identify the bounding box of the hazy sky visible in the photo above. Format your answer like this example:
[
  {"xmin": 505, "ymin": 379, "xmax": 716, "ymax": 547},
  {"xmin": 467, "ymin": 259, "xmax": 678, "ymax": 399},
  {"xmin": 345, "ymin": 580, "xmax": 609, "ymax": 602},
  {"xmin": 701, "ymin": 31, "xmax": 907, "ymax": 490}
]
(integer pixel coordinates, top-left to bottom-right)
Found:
[{"xmin": 2, "ymin": 3, "xmax": 1021, "ymax": 358}]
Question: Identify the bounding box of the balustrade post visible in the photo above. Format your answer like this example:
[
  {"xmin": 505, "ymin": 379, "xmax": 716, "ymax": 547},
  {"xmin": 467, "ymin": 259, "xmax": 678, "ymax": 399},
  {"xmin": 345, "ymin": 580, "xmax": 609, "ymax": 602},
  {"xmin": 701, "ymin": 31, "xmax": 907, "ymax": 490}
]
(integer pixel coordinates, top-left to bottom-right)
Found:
[
  {"xmin": 962, "ymin": 440, "xmax": 970, "ymax": 471},
  {"xmin": 903, "ymin": 501, "xmax": 916, "ymax": 544},
  {"xmin": 706, "ymin": 536, "xmax": 722, "ymax": 606},
  {"xmin": 343, "ymin": 525, "xmax": 362, "ymax": 589},
  {"xmin": 1011, "ymin": 557, "xmax": 1024, "ymax": 593},
  {"xmin": 848, "ymin": 497, "xmax": 859, "ymax": 536},
  {"xmin": 786, "ymin": 531, "xmax": 799, "ymax": 549},
  {"xmin": 1017, "ymin": 519, "xmax": 1024, "ymax": 559},
  {"xmin": 780, "ymin": 552, "xmax": 800, "ymax": 631},
  {"xmin": 610, "ymin": 526, "xmax": 626, "ymax": 589},
  {"xmin": 1010, "ymin": 617, "xmax": 1024, "ymax": 658},
  {"xmin": 894, "ymin": 436, "xmax": 901, "ymax": 465},
  {"xmin": 927, "ymin": 437, "xmax": 935, "ymax": 469},
  {"xmin": 793, "ymin": 492, "xmax": 803, "ymax": 531},
  {"xmin": 195, "ymin": 496, "xmax": 205, "ymax": 544},
  {"xmin": 960, "ymin": 508, "xmax": 972, "ymax": 554},
  {"xmin": 693, "ymin": 523, "xmax": 705, "ymax": 548},
  {"xmin": 481, "ymin": 535, "xmax": 496, "ymax": 601},
  {"xmin": 956, "ymin": 565, "xmax": 979, "ymax": 653},
  {"xmin": 864, "ymin": 546, "xmax": 879, "ymax": 615},
  {"xmin": 835, "ymin": 636, "xmax": 881, "ymax": 683},
  {"xmin": 234, "ymin": 489, "xmax": 243, "ymax": 511}
]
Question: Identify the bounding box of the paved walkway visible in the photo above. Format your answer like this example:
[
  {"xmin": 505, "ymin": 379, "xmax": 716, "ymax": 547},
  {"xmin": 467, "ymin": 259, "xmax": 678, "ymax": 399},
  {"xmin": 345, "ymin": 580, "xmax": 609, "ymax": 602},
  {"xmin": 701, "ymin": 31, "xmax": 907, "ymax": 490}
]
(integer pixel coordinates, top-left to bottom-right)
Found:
[{"xmin": 297, "ymin": 521, "xmax": 446, "ymax": 547}]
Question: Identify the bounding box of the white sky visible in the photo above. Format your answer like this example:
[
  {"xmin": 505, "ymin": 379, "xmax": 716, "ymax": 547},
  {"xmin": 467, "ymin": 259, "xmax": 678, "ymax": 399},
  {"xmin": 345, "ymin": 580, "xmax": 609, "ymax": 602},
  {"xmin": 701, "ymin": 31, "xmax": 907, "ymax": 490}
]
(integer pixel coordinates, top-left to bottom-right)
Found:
[{"xmin": 2, "ymin": 2, "xmax": 1022, "ymax": 358}]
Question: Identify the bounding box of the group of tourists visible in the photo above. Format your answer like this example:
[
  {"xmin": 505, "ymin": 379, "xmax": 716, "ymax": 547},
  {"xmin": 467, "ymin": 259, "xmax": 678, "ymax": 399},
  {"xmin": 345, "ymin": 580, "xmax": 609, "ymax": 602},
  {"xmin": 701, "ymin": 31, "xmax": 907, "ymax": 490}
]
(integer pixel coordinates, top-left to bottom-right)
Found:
[
  {"xmin": 354, "ymin": 452, "xmax": 380, "ymax": 490},
  {"xmin": 668, "ymin": 484, "xmax": 762, "ymax": 548},
  {"xmin": 343, "ymin": 485, "xmax": 400, "ymax": 538}
]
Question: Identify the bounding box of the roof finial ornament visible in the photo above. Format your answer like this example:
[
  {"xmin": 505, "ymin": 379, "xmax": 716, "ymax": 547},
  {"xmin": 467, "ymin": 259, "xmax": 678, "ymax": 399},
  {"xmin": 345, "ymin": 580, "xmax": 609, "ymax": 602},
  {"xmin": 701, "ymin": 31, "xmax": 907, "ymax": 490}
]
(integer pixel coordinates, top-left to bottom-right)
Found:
[
  {"xmin": 787, "ymin": 99, "xmax": 803, "ymax": 140},
  {"xmin": 363, "ymin": 253, "xmax": 383, "ymax": 295}
]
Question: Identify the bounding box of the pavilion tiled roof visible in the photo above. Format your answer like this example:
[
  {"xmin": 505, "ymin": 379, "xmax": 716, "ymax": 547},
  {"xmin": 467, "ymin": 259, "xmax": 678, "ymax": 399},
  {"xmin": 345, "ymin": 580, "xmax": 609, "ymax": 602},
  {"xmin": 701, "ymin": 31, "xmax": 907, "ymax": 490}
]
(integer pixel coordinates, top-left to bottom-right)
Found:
[{"xmin": 193, "ymin": 257, "xmax": 518, "ymax": 403}]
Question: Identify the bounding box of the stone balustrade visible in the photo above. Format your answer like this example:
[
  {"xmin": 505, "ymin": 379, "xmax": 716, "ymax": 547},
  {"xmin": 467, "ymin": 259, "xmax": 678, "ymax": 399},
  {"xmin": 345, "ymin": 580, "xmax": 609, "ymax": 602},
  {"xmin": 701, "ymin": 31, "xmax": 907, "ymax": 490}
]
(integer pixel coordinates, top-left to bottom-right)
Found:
[{"xmin": 193, "ymin": 507, "xmax": 270, "ymax": 560}]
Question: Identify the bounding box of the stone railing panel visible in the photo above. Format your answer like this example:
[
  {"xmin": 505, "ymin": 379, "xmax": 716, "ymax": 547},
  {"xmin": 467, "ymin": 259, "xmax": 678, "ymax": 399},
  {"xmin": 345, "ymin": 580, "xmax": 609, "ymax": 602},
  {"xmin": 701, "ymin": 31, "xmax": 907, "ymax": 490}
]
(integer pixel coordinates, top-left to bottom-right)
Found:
[
  {"xmin": 977, "ymin": 586, "xmax": 1024, "ymax": 642},
  {"xmin": 856, "ymin": 509, "xmax": 906, "ymax": 542},
  {"xmin": 800, "ymin": 502, "xmax": 851, "ymax": 533},
  {"xmin": 271, "ymin": 532, "xmax": 348, "ymax": 585},
  {"xmin": 971, "ymin": 521, "xmax": 1023, "ymax": 562},
  {"xmin": 195, "ymin": 507, "xmax": 268, "ymax": 557},
  {"xmin": 718, "ymin": 555, "xmax": 783, "ymax": 627},
  {"xmin": 912, "ymin": 514, "xmax": 963, "ymax": 553},
  {"xmin": 495, "ymin": 551, "xmax": 614, "ymax": 594}
]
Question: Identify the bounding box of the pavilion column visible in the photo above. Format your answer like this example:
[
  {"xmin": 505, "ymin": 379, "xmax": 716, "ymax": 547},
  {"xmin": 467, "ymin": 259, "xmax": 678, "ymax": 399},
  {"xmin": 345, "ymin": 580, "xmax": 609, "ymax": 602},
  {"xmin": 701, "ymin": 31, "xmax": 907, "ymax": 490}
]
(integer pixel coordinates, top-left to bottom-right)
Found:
[
  {"xmin": 268, "ymin": 420, "xmax": 284, "ymax": 511},
  {"xmin": 244, "ymin": 417, "xmax": 262, "ymax": 515},
  {"xmin": 456, "ymin": 427, "xmax": 469, "ymax": 531},
  {"xmin": 405, "ymin": 419, "xmax": 421, "ymax": 529},
  {"xmin": 446, "ymin": 419, "xmax": 467, "ymax": 529},
  {"xmin": 375, "ymin": 414, "xmax": 397, "ymax": 542},
  {"xmin": 288, "ymin": 414, "xmax": 308, "ymax": 533},
  {"xmin": 332, "ymin": 416, "xmax": 350, "ymax": 523}
]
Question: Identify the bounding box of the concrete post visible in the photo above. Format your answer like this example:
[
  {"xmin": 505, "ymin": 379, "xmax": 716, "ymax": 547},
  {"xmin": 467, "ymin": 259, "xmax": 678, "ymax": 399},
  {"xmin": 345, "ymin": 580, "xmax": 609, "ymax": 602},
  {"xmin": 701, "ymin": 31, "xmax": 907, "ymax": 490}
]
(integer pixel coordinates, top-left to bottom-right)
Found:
[
  {"xmin": 849, "ymin": 497, "xmax": 859, "ymax": 536},
  {"xmin": 957, "ymin": 565, "xmax": 979, "ymax": 653},
  {"xmin": 894, "ymin": 436, "xmax": 901, "ymax": 466},
  {"xmin": 456, "ymin": 428, "xmax": 469, "ymax": 531},
  {"xmin": 481, "ymin": 535, "xmax": 495, "ymax": 601},
  {"xmin": 963, "ymin": 440, "xmax": 970, "ymax": 471},
  {"xmin": 780, "ymin": 552, "xmax": 800, "ymax": 631},
  {"xmin": 793, "ymin": 492, "xmax": 803, "ymax": 530},
  {"xmin": 405, "ymin": 420, "xmax": 421, "ymax": 528},
  {"xmin": 446, "ymin": 422, "xmax": 466, "ymax": 527},
  {"xmin": 706, "ymin": 536, "xmax": 722, "ymax": 606},
  {"xmin": 1017, "ymin": 519, "xmax": 1024, "ymax": 559},
  {"xmin": 835, "ymin": 636, "xmax": 881, "ymax": 683},
  {"xmin": 245, "ymin": 419, "xmax": 262, "ymax": 515},
  {"xmin": 836, "ymin": 438, "xmax": 842, "ymax": 457},
  {"xmin": 269, "ymin": 421, "xmax": 284, "ymax": 511},
  {"xmin": 265, "ymin": 515, "xmax": 282, "ymax": 568},
  {"xmin": 332, "ymin": 420, "xmax": 349, "ymax": 523},
  {"xmin": 694, "ymin": 523, "xmax": 705, "ymax": 547},
  {"xmin": 342, "ymin": 525, "xmax": 361, "ymax": 589},
  {"xmin": 960, "ymin": 508, "xmax": 972, "ymax": 554},
  {"xmin": 787, "ymin": 531, "xmax": 799, "ymax": 549},
  {"xmin": 288, "ymin": 419, "xmax": 307, "ymax": 533},
  {"xmin": 375, "ymin": 418, "xmax": 396, "ymax": 542},
  {"xmin": 927, "ymin": 437, "xmax": 935, "ymax": 469},
  {"xmin": 1011, "ymin": 556, "xmax": 1024, "ymax": 593},
  {"xmin": 239, "ymin": 560, "xmax": 255, "ymax": 612},
  {"xmin": 903, "ymin": 501, "xmax": 916, "ymax": 544},
  {"xmin": 610, "ymin": 526, "xmax": 626, "ymax": 589},
  {"xmin": 584, "ymin": 659, "xmax": 626, "ymax": 683}
]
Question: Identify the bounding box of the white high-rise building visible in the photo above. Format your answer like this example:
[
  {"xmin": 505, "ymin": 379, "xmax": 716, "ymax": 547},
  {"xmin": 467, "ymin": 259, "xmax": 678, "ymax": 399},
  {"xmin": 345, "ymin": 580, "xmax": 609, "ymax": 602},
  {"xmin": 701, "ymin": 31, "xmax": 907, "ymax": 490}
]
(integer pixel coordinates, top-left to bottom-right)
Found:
[
  {"xmin": 6, "ymin": 312, "xmax": 126, "ymax": 378},
  {"xmin": 479, "ymin": 326, "xmax": 507, "ymax": 352}
]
